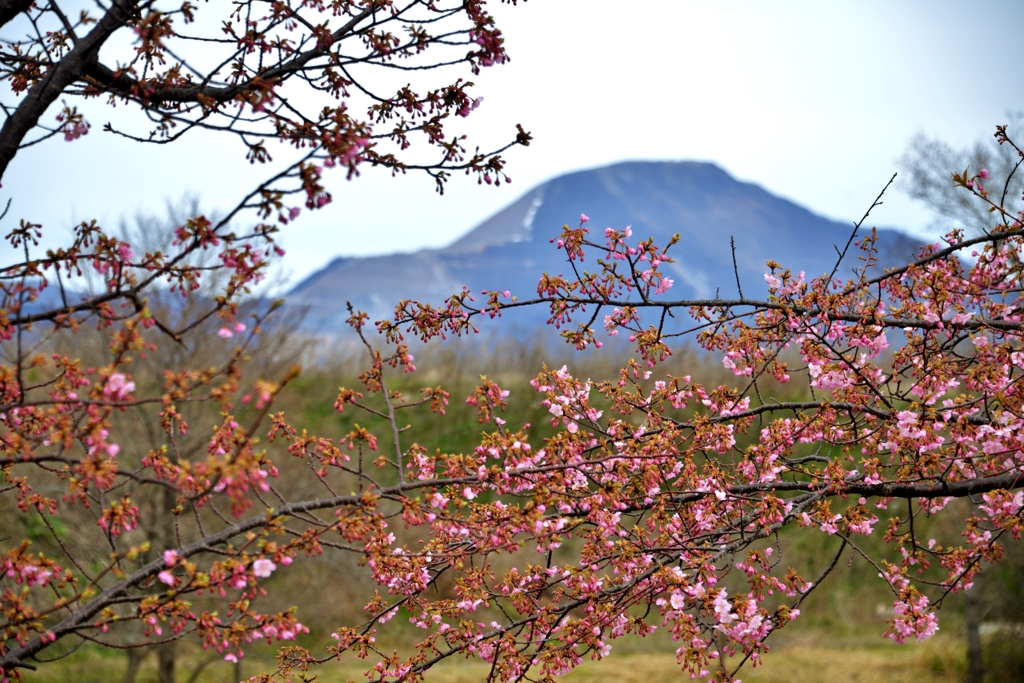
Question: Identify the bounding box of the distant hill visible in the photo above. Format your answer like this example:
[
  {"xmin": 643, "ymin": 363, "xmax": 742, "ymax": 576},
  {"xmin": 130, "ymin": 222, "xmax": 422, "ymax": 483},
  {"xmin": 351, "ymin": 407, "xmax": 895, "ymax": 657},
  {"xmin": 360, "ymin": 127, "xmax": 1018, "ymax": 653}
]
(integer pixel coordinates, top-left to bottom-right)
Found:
[{"xmin": 288, "ymin": 161, "xmax": 919, "ymax": 331}]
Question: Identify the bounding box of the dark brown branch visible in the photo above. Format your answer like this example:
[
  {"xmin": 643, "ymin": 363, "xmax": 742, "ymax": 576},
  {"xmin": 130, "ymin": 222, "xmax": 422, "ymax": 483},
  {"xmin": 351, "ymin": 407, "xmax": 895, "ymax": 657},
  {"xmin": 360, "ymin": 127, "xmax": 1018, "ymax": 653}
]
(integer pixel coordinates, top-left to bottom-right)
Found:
[
  {"xmin": 2, "ymin": 453, "xmax": 1021, "ymax": 672},
  {"xmin": 81, "ymin": 6, "xmax": 375, "ymax": 107},
  {"xmin": 0, "ymin": 1, "xmax": 135, "ymax": 179},
  {"xmin": 0, "ymin": 0, "xmax": 33, "ymax": 30}
]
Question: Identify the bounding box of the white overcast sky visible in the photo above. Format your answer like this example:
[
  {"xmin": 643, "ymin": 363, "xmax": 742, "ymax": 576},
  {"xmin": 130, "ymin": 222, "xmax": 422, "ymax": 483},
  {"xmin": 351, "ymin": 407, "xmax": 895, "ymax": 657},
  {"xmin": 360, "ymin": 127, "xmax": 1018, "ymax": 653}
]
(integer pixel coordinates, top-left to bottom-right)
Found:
[{"xmin": 7, "ymin": 0, "xmax": 1024, "ymax": 286}]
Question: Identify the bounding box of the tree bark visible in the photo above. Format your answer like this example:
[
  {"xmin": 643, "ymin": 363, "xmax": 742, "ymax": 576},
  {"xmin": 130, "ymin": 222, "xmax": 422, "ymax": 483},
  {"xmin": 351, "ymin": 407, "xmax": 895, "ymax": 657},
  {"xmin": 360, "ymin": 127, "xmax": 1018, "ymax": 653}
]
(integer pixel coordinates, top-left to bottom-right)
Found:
[
  {"xmin": 0, "ymin": 1, "xmax": 133, "ymax": 180},
  {"xmin": 157, "ymin": 640, "xmax": 176, "ymax": 683},
  {"xmin": 965, "ymin": 581, "xmax": 983, "ymax": 683},
  {"xmin": 0, "ymin": 0, "xmax": 33, "ymax": 30},
  {"xmin": 183, "ymin": 654, "xmax": 219, "ymax": 683},
  {"xmin": 156, "ymin": 486, "xmax": 178, "ymax": 683},
  {"xmin": 121, "ymin": 648, "xmax": 144, "ymax": 683}
]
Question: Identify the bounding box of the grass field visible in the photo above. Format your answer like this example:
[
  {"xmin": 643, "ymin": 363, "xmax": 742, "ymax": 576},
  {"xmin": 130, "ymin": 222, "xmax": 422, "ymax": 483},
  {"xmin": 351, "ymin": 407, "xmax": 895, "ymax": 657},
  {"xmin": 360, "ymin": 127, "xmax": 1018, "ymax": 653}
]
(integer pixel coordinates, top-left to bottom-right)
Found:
[
  {"xmin": 12, "ymin": 343, "xmax": 1024, "ymax": 683},
  {"xmin": 20, "ymin": 633, "xmax": 969, "ymax": 683}
]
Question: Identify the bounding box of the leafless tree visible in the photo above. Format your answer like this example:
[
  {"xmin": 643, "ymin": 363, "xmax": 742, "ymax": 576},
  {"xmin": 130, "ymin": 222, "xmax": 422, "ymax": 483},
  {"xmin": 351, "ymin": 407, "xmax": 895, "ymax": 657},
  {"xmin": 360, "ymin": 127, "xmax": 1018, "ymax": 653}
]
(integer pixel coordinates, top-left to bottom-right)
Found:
[{"xmin": 898, "ymin": 114, "xmax": 1024, "ymax": 236}]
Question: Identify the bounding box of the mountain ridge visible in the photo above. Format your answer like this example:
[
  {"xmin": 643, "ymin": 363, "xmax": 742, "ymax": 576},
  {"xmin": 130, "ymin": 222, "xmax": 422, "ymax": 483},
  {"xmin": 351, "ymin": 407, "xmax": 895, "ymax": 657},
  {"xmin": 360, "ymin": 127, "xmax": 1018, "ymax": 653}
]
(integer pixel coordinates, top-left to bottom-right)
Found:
[{"xmin": 289, "ymin": 161, "xmax": 919, "ymax": 330}]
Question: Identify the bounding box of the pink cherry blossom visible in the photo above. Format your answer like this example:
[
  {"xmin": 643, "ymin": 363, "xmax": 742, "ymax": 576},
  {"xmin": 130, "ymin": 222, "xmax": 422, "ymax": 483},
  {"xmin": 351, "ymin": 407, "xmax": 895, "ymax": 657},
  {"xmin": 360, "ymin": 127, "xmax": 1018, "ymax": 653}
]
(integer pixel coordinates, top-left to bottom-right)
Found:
[
  {"xmin": 253, "ymin": 559, "xmax": 277, "ymax": 578},
  {"xmin": 103, "ymin": 373, "xmax": 135, "ymax": 400}
]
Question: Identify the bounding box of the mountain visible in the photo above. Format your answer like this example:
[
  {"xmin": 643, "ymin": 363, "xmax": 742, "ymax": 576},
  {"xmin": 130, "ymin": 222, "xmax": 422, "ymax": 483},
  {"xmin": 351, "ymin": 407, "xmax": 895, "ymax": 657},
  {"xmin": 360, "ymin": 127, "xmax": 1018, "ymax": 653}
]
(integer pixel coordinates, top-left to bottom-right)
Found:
[{"xmin": 288, "ymin": 161, "xmax": 919, "ymax": 331}]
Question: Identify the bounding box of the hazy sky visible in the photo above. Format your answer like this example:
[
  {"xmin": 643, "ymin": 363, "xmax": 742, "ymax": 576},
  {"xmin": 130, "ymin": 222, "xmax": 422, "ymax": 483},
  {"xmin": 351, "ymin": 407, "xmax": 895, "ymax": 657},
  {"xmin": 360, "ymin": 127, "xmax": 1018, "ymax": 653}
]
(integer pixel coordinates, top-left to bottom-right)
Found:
[{"xmin": 7, "ymin": 0, "xmax": 1024, "ymax": 286}]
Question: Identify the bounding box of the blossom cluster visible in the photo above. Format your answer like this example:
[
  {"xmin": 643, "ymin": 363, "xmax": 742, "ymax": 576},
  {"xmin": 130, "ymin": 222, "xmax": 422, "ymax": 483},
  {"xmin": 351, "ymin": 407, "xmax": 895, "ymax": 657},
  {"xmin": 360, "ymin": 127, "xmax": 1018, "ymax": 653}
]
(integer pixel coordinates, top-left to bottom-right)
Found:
[{"xmin": 4, "ymin": 133, "xmax": 1024, "ymax": 683}]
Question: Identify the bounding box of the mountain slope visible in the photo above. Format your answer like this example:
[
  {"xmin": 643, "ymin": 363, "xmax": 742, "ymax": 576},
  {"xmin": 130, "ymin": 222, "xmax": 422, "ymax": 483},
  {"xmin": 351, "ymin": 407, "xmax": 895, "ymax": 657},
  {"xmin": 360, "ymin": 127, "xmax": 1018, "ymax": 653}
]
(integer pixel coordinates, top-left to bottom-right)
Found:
[{"xmin": 289, "ymin": 161, "xmax": 918, "ymax": 330}]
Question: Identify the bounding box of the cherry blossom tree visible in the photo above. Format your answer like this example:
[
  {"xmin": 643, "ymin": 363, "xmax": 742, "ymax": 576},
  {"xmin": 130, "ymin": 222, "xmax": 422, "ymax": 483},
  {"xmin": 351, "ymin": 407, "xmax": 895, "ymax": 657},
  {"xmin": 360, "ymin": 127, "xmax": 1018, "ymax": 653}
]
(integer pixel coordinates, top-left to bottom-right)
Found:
[
  {"xmin": 897, "ymin": 118, "xmax": 1024, "ymax": 683},
  {"xmin": 1, "ymin": 0, "xmax": 527, "ymax": 679},
  {"xmin": 5, "ymin": 118, "xmax": 1024, "ymax": 682},
  {"xmin": 3, "ymin": 2, "xmax": 1024, "ymax": 681},
  {"xmin": 351, "ymin": 137, "xmax": 1023, "ymax": 680}
]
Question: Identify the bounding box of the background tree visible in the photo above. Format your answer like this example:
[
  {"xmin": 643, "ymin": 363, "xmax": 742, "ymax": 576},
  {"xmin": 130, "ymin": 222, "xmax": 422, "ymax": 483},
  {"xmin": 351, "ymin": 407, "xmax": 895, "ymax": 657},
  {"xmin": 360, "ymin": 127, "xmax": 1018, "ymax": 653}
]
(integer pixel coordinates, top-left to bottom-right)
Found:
[
  {"xmin": 898, "ymin": 113, "xmax": 1024, "ymax": 236},
  {"xmin": 98, "ymin": 203, "xmax": 312, "ymax": 683}
]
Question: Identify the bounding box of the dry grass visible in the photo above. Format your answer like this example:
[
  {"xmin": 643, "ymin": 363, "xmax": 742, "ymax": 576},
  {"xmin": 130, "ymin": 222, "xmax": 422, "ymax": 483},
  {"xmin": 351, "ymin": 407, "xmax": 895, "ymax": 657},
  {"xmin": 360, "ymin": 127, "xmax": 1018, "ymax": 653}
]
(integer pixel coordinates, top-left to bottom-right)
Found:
[
  {"xmin": 325, "ymin": 638, "xmax": 958, "ymax": 679},
  {"xmin": 307, "ymin": 635, "xmax": 964, "ymax": 683}
]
